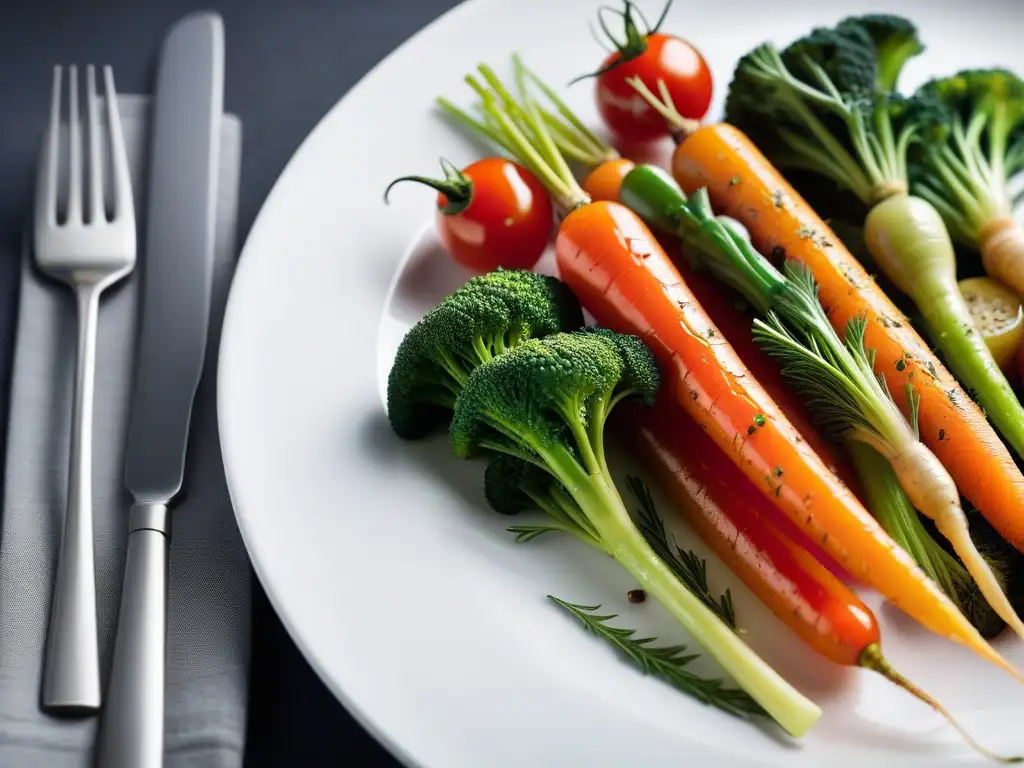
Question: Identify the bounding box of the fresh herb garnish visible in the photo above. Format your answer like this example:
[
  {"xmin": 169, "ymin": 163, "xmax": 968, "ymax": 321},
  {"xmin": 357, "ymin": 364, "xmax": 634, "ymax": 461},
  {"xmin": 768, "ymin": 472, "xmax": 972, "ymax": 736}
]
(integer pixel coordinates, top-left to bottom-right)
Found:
[
  {"xmin": 548, "ymin": 596, "xmax": 764, "ymax": 719},
  {"xmin": 626, "ymin": 476, "xmax": 735, "ymax": 628}
]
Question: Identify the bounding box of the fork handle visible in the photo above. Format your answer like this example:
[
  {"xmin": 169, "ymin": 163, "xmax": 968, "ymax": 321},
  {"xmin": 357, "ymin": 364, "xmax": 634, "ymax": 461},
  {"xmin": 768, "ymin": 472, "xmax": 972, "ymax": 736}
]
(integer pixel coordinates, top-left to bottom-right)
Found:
[
  {"xmin": 42, "ymin": 285, "xmax": 102, "ymax": 713},
  {"xmin": 96, "ymin": 502, "xmax": 170, "ymax": 768}
]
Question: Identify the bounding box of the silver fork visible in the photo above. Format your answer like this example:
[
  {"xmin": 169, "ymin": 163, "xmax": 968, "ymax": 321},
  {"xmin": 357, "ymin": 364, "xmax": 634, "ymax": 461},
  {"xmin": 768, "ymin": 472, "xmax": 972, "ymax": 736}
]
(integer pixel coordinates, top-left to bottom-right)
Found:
[{"xmin": 35, "ymin": 64, "xmax": 136, "ymax": 714}]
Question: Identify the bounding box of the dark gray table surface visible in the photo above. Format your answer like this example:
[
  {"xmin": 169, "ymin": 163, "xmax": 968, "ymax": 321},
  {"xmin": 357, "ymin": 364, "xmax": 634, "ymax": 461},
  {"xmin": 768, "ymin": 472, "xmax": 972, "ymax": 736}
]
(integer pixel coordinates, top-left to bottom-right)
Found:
[{"xmin": 0, "ymin": 0, "xmax": 461, "ymax": 764}]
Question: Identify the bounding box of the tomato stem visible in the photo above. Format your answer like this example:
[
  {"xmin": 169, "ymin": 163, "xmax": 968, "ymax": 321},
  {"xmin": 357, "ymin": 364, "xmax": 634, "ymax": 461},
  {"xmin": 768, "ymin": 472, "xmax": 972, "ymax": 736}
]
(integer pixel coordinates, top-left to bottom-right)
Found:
[
  {"xmin": 384, "ymin": 158, "xmax": 473, "ymax": 215},
  {"xmin": 569, "ymin": 0, "xmax": 674, "ymax": 85}
]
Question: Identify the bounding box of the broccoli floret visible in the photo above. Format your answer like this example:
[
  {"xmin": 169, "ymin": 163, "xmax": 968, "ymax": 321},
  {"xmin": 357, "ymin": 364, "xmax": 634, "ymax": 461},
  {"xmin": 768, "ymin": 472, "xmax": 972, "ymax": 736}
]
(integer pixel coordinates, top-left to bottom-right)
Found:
[
  {"xmin": 386, "ymin": 269, "xmax": 582, "ymax": 439},
  {"xmin": 450, "ymin": 329, "xmax": 658, "ymax": 537},
  {"xmin": 450, "ymin": 331, "xmax": 637, "ymax": 461},
  {"xmin": 781, "ymin": 24, "xmax": 875, "ymax": 98},
  {"xmin": 910, "ymin": 69, "xmax": 1024, "ymax": 246},
  {"xmin": 725, "ymin": 15, "xmax": 923, "ymax": 207},
  {"xmin": 836, "ymin": 14, "xmax": 923, "ymax": 93},
  {"xmin": 447, "ymin": 330, "xmax": 817, "ymax": 734}
]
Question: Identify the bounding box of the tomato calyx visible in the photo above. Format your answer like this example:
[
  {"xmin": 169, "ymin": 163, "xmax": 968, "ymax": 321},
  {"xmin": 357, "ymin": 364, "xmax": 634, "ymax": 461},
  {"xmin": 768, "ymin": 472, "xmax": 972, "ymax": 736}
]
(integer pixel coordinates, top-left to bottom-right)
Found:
[
  {"xmin": 570, "ymin": 0, "xmax": 674, "ymax": 85},
  {"xmin": 384, "ymin": 158, "xmax": 473, "ymax": 215}
]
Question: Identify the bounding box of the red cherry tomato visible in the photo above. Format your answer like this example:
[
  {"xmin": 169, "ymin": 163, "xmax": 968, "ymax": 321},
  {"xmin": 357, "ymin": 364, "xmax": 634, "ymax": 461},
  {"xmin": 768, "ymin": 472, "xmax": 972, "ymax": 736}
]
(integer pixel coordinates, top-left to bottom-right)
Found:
[
  {"xmin": 582, "ymin": 3, "xmax": 713, "ymax": 143},
  {"xmin": 386, "ymin": 157, "xmax": 552, "ymax": 273}
]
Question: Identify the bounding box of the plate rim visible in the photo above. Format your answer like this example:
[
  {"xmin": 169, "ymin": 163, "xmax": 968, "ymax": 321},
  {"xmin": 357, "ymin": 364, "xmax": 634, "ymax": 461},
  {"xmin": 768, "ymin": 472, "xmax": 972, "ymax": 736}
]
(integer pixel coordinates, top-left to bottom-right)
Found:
[{"xmin": 216, "ymin": 2, "xmax": 482, "ymax": 765}]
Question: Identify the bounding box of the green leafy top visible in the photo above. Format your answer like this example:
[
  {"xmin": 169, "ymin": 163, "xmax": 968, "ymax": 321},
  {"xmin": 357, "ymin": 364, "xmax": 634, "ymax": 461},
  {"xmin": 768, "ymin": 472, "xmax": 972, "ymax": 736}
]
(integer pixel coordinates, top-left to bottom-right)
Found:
[
  {"xmin": 910, "ymin": 69, "xmax": 1024, "ymax": 244},
  {"xmin": 835, "ymin": 14, "xmax": 923, "ymax": 93},
  {"xmin": 725, "ymin": 14, "xmax": 924, "ymax": 206},
  {"xmin": 438, "ymin": 56, "xmax": 617, "ymax": 208},
  {"xmin": 751, "ymin": 262, "xmax": 906, "ymax": 445},
  {"xmin": 386, "ymin": 269, "xmax": 582, "ymax": 439}
]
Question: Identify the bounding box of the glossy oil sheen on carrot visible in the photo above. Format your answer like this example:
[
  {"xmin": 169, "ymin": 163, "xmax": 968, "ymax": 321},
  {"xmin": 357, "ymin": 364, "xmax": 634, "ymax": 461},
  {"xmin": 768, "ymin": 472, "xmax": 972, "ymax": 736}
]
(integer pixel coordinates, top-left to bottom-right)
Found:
[
  {"xmin": 626, "ymin": 397, "xmax": 876, "ymax": 665},
  {"xmin": 554, "ymin": 200, "xmax": 1000, "ymax": 656},
  {"xmin": 672, "ymin": 123, "xmax": 1024, "ymax": 552},
  {"xmin": 664, "ymin": 232, "xmax": 860, "ymax": 496}
]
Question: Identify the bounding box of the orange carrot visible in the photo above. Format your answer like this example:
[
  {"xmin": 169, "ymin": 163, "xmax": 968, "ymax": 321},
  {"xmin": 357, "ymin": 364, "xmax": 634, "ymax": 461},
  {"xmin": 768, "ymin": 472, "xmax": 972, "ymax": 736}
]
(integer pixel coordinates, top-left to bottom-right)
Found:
[
  {"xmin": 671, "ymin": 122, "xmax": 1024, "ymax": 554},
  {"xmin": 582, "ymin": 157, "xmax": 636, "ymax": 203},
  {"xmin": 665, "ymin": 233, "xmax": 860, "ymax": 498},
  {"xmin": 555, "ymin": 199, "xmax": 1019, "ymax": 679}
]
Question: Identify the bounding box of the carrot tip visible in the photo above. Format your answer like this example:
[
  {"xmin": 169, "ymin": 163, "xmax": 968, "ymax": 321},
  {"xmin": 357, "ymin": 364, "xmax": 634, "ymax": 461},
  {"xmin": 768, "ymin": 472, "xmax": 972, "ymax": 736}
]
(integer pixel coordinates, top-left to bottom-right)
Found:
[{"xmin": 861, "ymin": 644, "xmax": 1022, "ymax": 764}]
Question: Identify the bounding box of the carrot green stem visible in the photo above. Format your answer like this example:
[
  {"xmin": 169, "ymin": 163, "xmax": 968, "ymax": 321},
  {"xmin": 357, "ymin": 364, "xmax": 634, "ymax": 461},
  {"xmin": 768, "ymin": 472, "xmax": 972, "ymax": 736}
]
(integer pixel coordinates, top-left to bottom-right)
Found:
[
  {"xmin": 442, "ymin": 62, "xmax": 594, "ymax": 210},
  {"xmin": 435, "ymin": 97, "xmax": 515, "ymax": 155},
  {"xmin": 624, "ymin": 75, "xmax": 700, "ymax": 139},
  {"xmin": 514, "ymin": 55, "xmax": 617, "ymax": 162},
  {"xmin": 439, "ymin": 57, "xmax": 618, "ymax": 194}
]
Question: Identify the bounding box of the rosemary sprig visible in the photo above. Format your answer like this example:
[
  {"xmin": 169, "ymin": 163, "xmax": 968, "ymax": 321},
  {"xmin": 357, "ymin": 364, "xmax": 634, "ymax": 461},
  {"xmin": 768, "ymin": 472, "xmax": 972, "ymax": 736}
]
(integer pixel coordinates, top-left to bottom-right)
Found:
[
  {"xmin": 548, "ymin": 596, "xmax": 765, "ymax": 719},
  {"xmin": 625, "ymin": 476, "xmax": 736, "ymax": 628}
]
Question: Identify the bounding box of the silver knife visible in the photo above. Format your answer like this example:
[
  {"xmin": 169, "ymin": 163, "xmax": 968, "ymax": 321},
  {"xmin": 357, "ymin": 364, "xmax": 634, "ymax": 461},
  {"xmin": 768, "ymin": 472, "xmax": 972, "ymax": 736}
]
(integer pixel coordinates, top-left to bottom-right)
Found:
[{"xmin": 95, "ymin": 12, "xmax": 224, "ymax": 768}]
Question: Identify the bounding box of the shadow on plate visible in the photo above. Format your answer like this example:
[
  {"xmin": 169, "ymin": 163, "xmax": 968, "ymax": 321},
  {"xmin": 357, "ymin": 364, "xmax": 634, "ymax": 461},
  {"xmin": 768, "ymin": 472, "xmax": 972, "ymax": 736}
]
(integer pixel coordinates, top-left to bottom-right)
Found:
[
  {"xmin": 384, "ymin": 223, "xmax": 475, "ymax": 327},
  {"xmin": 354, "ymin": 407, "xmax": 486, "ymax": 517}
]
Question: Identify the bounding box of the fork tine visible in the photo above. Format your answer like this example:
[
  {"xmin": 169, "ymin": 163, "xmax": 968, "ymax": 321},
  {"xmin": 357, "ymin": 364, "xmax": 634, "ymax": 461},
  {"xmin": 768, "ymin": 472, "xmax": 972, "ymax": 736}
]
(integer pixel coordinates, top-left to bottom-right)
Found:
[
  {"xmin": 86, "ymin": 65, "xmax": 103, "ymax": 224},
  {"xmin": 103, "ymin": 66, "xmax": 131, "ymax": 221},
  {"xmin": 66, "ymin": 65, "xmax": 82, "ymax": 223},
  {"xmin": 36, "ymin": 66, "xmax": 62, "ymax": 226}
]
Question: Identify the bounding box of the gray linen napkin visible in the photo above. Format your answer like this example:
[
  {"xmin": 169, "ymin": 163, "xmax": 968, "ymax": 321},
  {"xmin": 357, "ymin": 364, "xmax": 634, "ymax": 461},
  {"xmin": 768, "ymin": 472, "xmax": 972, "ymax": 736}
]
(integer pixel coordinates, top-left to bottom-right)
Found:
[{"xmin": 0, "ymin": 95, "xmax": 250, "ymax": 767}]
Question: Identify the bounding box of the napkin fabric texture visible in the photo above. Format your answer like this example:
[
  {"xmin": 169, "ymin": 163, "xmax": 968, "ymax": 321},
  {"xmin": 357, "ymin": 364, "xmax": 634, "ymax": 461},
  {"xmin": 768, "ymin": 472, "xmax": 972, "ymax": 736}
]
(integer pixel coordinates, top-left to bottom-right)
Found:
[{"xmin": 0, "ymin": 95, "xmax": 250, "ymax": 767}]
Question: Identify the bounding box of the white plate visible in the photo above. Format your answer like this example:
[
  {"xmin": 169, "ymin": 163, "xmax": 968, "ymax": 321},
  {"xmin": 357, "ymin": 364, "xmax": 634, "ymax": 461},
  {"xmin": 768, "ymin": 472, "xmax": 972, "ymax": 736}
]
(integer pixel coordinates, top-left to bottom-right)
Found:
[{"xmin": 218, "ymin": 1, "xmax": 1024, "ymax": 765}]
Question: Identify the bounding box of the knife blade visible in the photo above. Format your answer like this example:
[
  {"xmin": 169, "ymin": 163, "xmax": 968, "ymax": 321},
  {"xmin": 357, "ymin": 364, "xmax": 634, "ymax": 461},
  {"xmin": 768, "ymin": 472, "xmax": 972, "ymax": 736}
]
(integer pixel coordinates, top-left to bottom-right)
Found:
[{"xmin": 95, "ymin": 12, "xmax": 224, "ymax": 768}]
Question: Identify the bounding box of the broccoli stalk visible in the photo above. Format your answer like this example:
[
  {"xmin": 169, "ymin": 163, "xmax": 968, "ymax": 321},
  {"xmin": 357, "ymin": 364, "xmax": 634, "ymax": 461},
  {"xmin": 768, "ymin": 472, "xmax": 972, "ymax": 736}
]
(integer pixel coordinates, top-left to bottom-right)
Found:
[
  {"xmin": 726, "ymin": 15, "xmax": 1024, "ymax": 463},
  {"xmin": 386, "ymin": 269, "xmax": 582, "ymax": 438},
  {"xmin": 452, "ymin": 330, "xmax": 821, "ymax": 737},
  {"xmin": 911, "ymin": 70, "xmax": 1024, "ymax": 300}
]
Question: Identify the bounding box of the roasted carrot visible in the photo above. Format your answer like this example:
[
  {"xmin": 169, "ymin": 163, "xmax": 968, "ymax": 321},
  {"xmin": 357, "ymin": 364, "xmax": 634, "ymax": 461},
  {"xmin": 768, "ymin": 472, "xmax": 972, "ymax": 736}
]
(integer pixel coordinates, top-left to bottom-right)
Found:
[
  {"xmin": 620, "ymin": 396, "xmax": 849, "ymax": 606},
  {"xmin": 670, "ymin": 122, "xmax": 1024, "ymax": 555},
  {"xmin": 668, "ymin": 236, "xmax": 859, "ymax": 498},
  {"xmin": 624, "ymin": 396, "xmax": 1018, "ymax": 762},
  {"xmin": 555, "ymin": 199, "xmax": 1019, "ymax": 680},
  {"xmin": 617, "ymin": 160, "xmax": 1024, "ymax": 639},
  {"xmin": 582, "ymin": 157, "xmax": 636, "ymax": 203}
]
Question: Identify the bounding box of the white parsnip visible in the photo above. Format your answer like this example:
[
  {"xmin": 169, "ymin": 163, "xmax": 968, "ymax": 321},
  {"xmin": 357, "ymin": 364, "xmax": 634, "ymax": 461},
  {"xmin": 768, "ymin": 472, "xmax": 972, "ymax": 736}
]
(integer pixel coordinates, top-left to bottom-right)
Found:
[{"xmin": 852, "ymin": 421, "xmax": 1024, "ymax": 642}]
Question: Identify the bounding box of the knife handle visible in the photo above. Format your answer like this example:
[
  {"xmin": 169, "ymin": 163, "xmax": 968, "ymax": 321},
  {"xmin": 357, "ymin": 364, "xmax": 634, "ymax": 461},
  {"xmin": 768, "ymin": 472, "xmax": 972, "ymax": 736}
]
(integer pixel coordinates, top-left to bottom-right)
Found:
[{"xmin": 96, "ymin": 503, "xmax": 170, "ymax": 768}]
